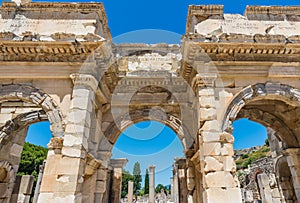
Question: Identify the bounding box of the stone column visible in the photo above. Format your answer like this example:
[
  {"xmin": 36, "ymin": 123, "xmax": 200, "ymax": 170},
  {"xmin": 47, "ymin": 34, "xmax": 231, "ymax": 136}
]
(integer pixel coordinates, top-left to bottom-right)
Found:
[
  {"xmin": 109, "ymin": 158, "xmax": 128, "ymax": 203},
  {"xmin": 257, "ymin": 173, "xmax": 273, "ymax": 203},
  {"xmin": 283, "ymin": 148, "xmax": 300, "ymax": 201},
  {"xmin": 175, "ymin": 158, "xmax": 188, "ymax": 203},
  {"xmin": 94, "ymin": 166, "xmax": 109, "ymax": 203},
  {"xmin": 128, "ymin": 180, "xmax": 134, "ymax": 203},
  {"xmin": 32, "ymin": 161, "xmax": 46, "ymax": 203},
  {"xmin": 193, "ymin": 74, "xmax": 242, "ymax": 203},
  {"xmin": 149, "ymin": 165, "xmax": 156, "ymax": 203},
  {"xmin": 39, "ymin": 74, "xmax": 98, "ymax": 202},
  {"xmin": 173, "ymin": 166, "xmax": 179, "ymax": 203},
  {"xmin": 170, "ymin": 177, "xmax": 174, "ymax": 202}
]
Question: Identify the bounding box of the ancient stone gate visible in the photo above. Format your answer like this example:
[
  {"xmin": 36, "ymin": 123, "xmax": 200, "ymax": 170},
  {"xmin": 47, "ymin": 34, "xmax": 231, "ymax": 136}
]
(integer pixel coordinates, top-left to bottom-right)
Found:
[{"xmin": 0, "ymin": 1, "xmax": 300, "ymax": 203}]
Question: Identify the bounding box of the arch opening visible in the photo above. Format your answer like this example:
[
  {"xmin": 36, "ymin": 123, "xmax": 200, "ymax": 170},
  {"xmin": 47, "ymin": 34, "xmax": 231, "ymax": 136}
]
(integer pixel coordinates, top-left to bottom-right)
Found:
[
  {"xmin": 111, "ymin": 120, "xmax": 184, "ymax": 202},
  {"xmin": 225, "ymin": 83, "xmax": 300, "ymax": 203}
]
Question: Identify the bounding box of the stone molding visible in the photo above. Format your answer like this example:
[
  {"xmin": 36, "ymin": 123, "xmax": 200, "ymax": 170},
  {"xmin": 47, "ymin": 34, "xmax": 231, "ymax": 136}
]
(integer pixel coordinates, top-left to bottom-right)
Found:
[
  {"xmin": 0, "ymin": 84, "xmax": 65, "ymax": 137},
  {"xmin": 222, "ymin": 83, "xmax": 300, "ymax": 133},
  {"xmin": 245, "ymin": 6, "xmax": 300, "ymax": 16},
  {"xmin": 0, "ymin": 110, "xmax": 47, "ymax": 149},
  {"xmin": 104, "ymin": 109, "xmax": 187, "ymax": 148},
  {"xmin": 0, "ymin": 41, "xmax": 102, "ymax": 62}
]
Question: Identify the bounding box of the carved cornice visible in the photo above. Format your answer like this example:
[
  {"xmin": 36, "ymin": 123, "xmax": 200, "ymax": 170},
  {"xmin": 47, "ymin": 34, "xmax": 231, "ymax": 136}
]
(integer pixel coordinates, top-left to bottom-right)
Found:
[
  {"xmin": 181, "ymin": 41, "xmax": 300, "ymax": 83},
  {"xmin": 245, "ymin": 6, "xmax": 300, "ymax": 16},
  {"xmin": 185, "ymin": 42, "xmax": 300, "ymax": 61},
  {"xmin": 0, "ymin": 41, "xmax": 102, "ymax": 62}
]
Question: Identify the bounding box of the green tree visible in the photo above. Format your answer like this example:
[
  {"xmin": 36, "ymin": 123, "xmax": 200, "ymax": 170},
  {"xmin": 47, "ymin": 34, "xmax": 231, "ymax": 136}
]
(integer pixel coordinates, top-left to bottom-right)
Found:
[
  {"xmin": 133, "ymin": 162, "xmax": 142, "ymax": 194},
  {"xmin": 17, "ymin": 142, "xmax": 48, "ymax": 202},
  {"xmin": 18, "ymin": 142, "xmax": 48, "ymax": 180},
  {"xmin": 155, "ymin": 184, "xmax": 169, "ymax": 194},
  {"xmin": 144, "ymin": 169, "xmax": 149, "ymax": 194},
  {"xmin": 265, "ymin": 138, "xmax": 269, "ymax": 146},
  {"xmin": 121, "ymin": 170, "xmax": 134, "ymax": 198}
]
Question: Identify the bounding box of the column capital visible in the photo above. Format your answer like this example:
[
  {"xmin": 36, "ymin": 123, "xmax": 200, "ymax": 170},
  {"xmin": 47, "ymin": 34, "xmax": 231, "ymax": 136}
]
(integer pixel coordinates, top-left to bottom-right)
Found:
[
  {"xmin": 149, "ymin": 165, "xmax": 156, "ymax": 171},
  {"xmin": 110, "ymin": 158, "xmax": 128, "ymax": 169},
  {"xmin": 191, "ymin": 73, "xmax": 217, "ymax": 92},
  {"xmin": 175, "ymin": 157, "xmax": 186, "ymax": 169},
  {"xmin": 70, "ymin": 73, "xmax": 98, "ymax": 92},
  {"xmin": 47, "ymin": 137, "xmax": 63, "ymax": 150},
  {"xmin": 85, "ymin": 153, "xmax": 101, "ymax": 176}
]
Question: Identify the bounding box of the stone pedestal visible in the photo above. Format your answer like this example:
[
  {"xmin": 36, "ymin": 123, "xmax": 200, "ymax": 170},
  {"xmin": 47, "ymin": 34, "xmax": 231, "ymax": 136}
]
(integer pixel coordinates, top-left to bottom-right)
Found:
[
  {"xmin": 109, "ymin": 158, "xmax": 128, "ymax": 203},
  {"xmin": 128, "ymin": 181, "xmax": 134, "ymax": 203},
  {"xmin": 149, "ymin": 165, "xmax": 156, "ymax": 203}
]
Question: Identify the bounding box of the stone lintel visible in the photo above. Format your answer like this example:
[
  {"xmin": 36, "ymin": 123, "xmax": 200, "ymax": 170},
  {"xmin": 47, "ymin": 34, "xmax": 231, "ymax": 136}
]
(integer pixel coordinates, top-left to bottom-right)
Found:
[{"xmin": 110, "ymin": 158, "xmax": 128, "ymax": 169}]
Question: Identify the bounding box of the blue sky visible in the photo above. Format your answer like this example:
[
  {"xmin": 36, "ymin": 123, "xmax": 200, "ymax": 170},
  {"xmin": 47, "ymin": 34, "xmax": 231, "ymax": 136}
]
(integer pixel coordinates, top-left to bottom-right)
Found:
[
  {"xmin": 20, "ymin": 0, "xmax": 297, "ymax": 186},
  {"xmin": 27, "ymin": 119, "xmax": 267, "ymax": 186}
]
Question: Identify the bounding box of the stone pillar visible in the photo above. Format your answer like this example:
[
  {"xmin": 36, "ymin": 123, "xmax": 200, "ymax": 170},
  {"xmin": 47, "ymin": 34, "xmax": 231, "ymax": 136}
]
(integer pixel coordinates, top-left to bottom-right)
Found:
[
  {"xmin": 109, "ymin": 158, "xmax": 128, "ymax": 203},
  {"xmin": 102, "ymin": 167, "xmax": 112, "ymax": 203},
  {"xmin": 175, "ymin": 158, "xmax": 188, "ymax": 203},
  {"xmin": 32, "ymin": 161, "xmax": 46, "ymax": 203},
  {"xmin": 170, "ymin": 177, "xmax": 174, "ymax": 202},
  {"xmin": 257, "ymin": 173, "xmax": 273, "ymax": 203},
  {"xmin": 94, "ymin": 166, "xmax": 109, "ymax": 203},
  {"xmin": 173, "ymin": 166, "xmax": 179, "ymax": 203},
  {"xmin": 194, "ymin": 74, "xmax": 242, "ymax": 203},
  {"xmin": 39, "ymin": 74, "xmax": 98, "ymax": 202},
  {"xmin": 128, "ymin": 180, "xmax": 134, "ymax": 203},
  {"xmin": 284, "ymin": 148, "xmax": 300, "ymax": 201},
  {"xmin": 149, "ymin": 165, "xmax": 156, "ymax": 203}
]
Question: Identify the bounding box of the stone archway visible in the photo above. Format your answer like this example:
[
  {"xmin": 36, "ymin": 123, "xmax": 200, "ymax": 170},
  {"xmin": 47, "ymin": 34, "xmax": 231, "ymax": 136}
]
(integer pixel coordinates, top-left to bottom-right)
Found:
[
  {"xmin": 222, "ymin": 83, "xmax": 300, "ymax": 147},
  {"xmin": 0, "ymin": 160, "xmax": 15, "ymax": 202},
  {"xmin": 0, "ymin": 84, "xmax": 65, "ymax": 138},
  {"xmin": 93, "ymin": 109, "xmax": 194, "ymax": 203},
  {"xmin": 103, "ymin": 109, "xmax": 192, "ymax": 151},
  {"xmin": 222, "ymin": 83, "xmax": 300, "ymax": 202},
  {"xmin": 275, "ymin": 156, "xmax": 297, "ymax": 202},
  {"xmin": 0, "ymin": 110, "xmax": 47, "ymax": 149},
  {"xmin": 0, "ymin": 84, "xmax": 66, "ymax": 202}
]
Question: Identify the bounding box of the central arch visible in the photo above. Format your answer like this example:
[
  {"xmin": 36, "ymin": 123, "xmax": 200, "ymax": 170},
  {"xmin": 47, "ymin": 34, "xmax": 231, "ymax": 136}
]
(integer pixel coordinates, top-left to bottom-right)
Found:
[{"xmin": 102, "ymin": 109, "xmax": 193, "ymax": 152}]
